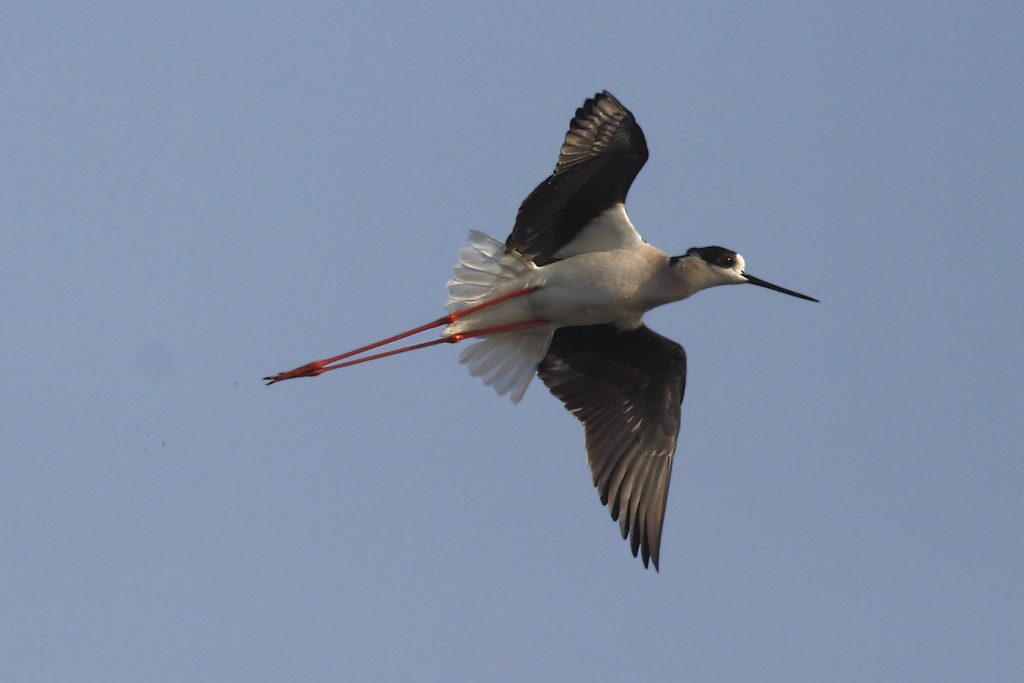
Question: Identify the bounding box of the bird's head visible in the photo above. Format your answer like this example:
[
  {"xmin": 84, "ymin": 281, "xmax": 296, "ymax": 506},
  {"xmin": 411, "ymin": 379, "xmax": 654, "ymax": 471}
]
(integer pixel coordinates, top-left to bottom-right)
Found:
[{"xmin": 668, "ymin": 246, "xmax": 818, "ymax": 302}]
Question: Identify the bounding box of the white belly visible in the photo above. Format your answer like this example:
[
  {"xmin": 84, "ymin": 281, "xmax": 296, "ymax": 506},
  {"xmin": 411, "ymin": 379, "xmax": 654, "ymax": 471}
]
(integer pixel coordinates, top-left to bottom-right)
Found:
[
  {"xmin": 444, "ymin": 245, "xmax": 663, "ymax": 336},
  {"xmin": 527, "ymin": 248, "xmax": 659, "ymax": 327}
]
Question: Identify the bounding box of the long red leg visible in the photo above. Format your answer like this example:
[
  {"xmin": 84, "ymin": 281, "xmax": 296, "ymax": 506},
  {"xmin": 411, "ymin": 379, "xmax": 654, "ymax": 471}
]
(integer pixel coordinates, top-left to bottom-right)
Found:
[
  {"xmin": 264, "ymin": 286, "xmax": 542, "ymax": 384},
  {"xmin": 299, "ymin": 319, "xmax": 551, "ymax": 375}
]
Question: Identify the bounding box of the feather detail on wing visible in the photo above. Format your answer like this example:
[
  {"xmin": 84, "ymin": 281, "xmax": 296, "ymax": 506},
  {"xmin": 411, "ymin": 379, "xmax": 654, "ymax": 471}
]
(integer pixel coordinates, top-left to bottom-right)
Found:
[{"xmin": 537, "ymin": 323, "xmax": 686, "ymax": 570}]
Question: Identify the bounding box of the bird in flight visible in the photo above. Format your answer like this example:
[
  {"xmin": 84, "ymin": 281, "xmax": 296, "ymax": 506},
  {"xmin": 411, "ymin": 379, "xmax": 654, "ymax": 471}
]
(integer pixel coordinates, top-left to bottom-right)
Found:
[{"xmin": 266, "ymin": 91, "xmax": 817, "ymax": 570}]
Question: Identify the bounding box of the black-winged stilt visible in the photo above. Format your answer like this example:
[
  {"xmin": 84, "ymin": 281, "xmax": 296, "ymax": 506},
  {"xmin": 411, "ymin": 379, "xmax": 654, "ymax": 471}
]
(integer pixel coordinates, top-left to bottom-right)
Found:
[{"xmin": 267, "ymin": 91, "xmax": 817, "ymax": 569}]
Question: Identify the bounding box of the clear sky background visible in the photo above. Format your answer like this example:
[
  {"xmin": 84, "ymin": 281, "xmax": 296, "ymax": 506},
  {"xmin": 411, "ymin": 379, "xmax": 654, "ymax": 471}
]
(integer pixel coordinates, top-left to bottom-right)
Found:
[{"xmin": 2, "ymin": 2, "xmax": 1021, "ymax": 681}]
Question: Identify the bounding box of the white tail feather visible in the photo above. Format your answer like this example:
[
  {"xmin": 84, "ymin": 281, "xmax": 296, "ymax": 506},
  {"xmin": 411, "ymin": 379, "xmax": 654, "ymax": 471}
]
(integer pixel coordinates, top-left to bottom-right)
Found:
[
  {"xmin": 447, "ymin": 231, "xmax": 551, "ymax": 403},
  {"xmin": 459, "ymin": 329, "xmax": 552, "ymax": 403},
  {"xmin": 446, "ymin": 231, "xmax": 534, "ymax": 312}
]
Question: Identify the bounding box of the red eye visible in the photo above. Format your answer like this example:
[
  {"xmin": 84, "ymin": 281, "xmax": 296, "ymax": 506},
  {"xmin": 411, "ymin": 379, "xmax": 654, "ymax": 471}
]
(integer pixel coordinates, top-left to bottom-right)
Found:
[{"xmin": 718, "ymin": 254, "xmax": 734, "ymax": 267}]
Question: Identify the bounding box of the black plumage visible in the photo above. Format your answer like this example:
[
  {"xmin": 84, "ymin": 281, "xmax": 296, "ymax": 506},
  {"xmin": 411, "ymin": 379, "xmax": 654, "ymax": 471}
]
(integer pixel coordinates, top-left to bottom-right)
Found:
[
  {"xmin": 538, "ymin": 324, "xmax": 685, "ymax": 570},
  {"xmin": 506, "ymin": 91, "xmax": 649, "ymax": 266}
]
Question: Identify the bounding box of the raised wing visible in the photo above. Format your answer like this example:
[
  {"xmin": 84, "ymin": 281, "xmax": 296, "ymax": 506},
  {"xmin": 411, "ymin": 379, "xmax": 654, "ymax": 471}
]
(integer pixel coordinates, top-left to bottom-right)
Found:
[
  {"xmin": 506, "ymin": 92, "xmax": 649, "ymax": 266},
  {"xmin": 536, "ymin": 323, "xmax": 686, "ymax": 569}
]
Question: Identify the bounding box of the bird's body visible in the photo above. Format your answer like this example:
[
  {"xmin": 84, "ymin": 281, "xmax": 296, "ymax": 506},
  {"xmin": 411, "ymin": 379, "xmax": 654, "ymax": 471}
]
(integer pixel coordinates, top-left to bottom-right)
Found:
[
  {"xmin": 267, "ymin": 92, "xmax": 817, "ymax": 570},
  {"xmin": 445, "ymin": 239, "xmax": 664, "ymax": 334}
]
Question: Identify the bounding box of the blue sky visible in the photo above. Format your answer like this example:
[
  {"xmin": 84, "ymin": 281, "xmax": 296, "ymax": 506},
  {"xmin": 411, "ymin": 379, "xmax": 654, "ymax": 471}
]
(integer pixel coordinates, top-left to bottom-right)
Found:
[{"xmin": 2, "ymin": 2, "xmax": 1021, "ymax": 681}]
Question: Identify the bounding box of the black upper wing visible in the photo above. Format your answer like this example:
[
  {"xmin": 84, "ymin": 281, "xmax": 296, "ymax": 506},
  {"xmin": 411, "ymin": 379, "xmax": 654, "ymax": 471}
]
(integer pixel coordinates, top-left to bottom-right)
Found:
[
  {"xmin": 505, "ymin": 92, "xmax": 649, "ymax": 266},
  {"xmin": 536, "ymin": 323, "xmax": 686, "ymax": 570}
]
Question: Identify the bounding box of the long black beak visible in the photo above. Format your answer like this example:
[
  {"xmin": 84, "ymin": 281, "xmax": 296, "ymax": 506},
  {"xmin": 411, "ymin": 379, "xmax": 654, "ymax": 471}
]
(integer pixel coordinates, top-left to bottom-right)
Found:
[{"xmin": 743, "ymin": 273, "xmax": 819, "ymax": 302}]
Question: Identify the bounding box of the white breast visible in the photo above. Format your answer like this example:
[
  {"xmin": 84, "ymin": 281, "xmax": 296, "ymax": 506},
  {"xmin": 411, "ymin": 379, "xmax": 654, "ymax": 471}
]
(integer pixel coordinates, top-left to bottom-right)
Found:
[{"xmin": 528, "ymin": 244, "xmax": 667, "ymax": 328}]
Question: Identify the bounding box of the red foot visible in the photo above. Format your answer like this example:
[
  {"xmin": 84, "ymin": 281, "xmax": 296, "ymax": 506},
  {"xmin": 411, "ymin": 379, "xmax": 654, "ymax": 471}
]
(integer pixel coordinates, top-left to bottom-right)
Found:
[{"xmin": 264, "ymin": 361, "xmax": 328, "ymax": 384}]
